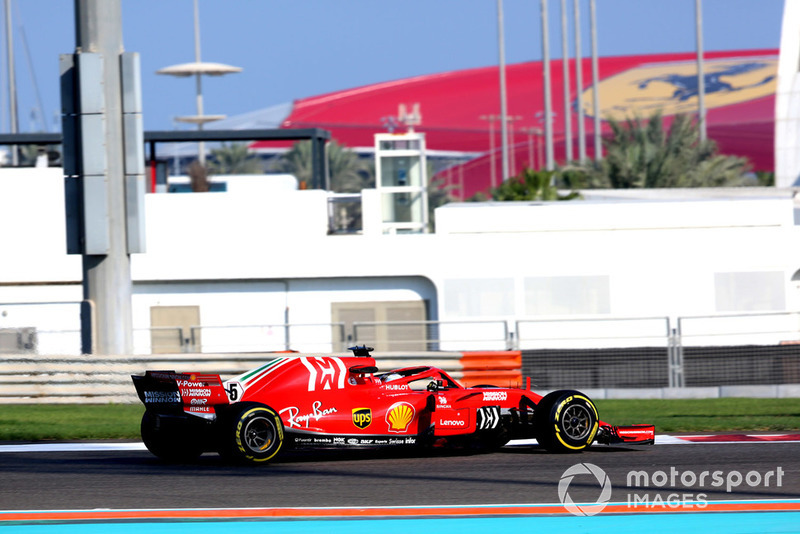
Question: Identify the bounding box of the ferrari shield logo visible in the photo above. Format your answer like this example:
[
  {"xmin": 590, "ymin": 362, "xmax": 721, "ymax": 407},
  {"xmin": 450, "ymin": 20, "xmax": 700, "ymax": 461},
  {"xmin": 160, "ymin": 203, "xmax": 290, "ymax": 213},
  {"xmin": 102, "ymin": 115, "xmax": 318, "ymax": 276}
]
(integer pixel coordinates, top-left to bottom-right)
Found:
[{"xmin": 352, "ymin": 408, "xmax": 372, "ymax": 429}]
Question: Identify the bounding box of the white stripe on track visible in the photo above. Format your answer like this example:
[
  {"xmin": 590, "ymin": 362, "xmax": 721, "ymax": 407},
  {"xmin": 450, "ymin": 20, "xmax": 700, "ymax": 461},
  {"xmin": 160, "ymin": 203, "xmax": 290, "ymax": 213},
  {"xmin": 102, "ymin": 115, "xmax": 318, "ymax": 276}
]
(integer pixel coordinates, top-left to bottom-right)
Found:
[
  {"xmin": 0, "ymin": 442, "xmax": 147, "ymax": 453},
  {"xmin": 1, "ymin": 434, "xmax": 798, "ymax": 453}
]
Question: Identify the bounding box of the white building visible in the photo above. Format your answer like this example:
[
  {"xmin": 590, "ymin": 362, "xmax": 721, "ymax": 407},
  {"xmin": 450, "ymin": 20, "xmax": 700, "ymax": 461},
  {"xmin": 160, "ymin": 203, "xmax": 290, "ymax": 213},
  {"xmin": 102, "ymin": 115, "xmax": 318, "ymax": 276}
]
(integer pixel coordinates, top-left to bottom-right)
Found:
[{"xmin": 1, "ymin": 166, "xmax": 799, "ymax": 355}]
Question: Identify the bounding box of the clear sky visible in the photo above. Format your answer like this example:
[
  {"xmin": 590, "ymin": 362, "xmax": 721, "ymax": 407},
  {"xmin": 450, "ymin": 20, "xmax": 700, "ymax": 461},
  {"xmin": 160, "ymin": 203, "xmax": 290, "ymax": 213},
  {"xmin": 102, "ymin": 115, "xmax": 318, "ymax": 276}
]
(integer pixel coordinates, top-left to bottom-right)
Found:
[{"xmin": 0, "ymin": 0, "xmax": 786, "ymax": 133}]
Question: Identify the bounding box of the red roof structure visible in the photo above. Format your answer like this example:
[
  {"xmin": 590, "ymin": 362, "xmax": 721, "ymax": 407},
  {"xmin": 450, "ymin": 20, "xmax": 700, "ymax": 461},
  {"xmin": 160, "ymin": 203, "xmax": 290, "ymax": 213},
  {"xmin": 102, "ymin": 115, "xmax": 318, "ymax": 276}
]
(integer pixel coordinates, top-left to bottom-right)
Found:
[{"xmin": 252, "ymin": 49, "xmax": 777, "ymax": 199}]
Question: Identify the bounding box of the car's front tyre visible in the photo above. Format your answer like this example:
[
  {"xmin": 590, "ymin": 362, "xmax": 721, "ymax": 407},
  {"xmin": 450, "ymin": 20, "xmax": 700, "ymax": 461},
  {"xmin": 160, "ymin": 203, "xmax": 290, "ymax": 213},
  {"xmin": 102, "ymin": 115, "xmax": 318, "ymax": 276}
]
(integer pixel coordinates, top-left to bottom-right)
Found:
[{"xmin": 535, "ymin": 390, "xmax": 599, "ymax": 453}]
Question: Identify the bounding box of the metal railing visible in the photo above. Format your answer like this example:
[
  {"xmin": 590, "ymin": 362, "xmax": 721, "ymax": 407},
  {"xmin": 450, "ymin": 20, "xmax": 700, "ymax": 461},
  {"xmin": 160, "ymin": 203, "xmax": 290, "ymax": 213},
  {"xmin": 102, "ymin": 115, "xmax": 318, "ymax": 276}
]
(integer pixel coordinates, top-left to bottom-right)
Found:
[
  {"xmin": 675, "ymin": 312, "xmax": 800, "ymax": 387},
  {"xmin": 0, "ymin": 301, "xmax": 82, "ymax": 354},
  {"xmin": 188, "ymin": 323, "xmax": 346, "ymax": 354},
  {"xmin": 515, "ymin": 316, "xmax": 678, "ymax": 388},
  {"xmin": 351, "ymin": 320, "xmax": 510, "ymax": 351},
  {"xmin": 2, "ymin": 312, "xmax": 800, "ymax": 389},
  {"xmin": 677, "ymin": 311, "xmax": 800, "ymax": 346},
  {"xmin": 515, "ymin": 316, "xmax": 671, "ymax": 350}
]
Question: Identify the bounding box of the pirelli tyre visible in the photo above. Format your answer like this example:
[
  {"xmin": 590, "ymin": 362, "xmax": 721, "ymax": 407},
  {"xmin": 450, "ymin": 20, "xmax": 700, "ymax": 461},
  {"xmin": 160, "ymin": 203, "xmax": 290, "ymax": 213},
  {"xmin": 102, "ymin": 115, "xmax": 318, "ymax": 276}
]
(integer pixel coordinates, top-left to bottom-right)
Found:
[
  {"xmin": 141, "ymin": 411, "xmax": 204, "ymax": 462},
  {"xmin": 228, "ymin": 403, "xmax": 285, "ymax": 464},
  {"xmin": 535, "ymin": 390, "xmax": 599, "ymax": 453}
]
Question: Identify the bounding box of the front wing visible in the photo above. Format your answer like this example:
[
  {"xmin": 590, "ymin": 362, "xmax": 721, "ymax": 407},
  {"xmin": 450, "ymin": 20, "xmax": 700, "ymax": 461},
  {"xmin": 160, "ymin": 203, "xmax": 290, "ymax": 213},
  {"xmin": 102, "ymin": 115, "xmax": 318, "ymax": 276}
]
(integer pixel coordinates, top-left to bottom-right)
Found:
[{"xmin": 596, "ymin": 424, "xmax": 656, "ymax": 445}]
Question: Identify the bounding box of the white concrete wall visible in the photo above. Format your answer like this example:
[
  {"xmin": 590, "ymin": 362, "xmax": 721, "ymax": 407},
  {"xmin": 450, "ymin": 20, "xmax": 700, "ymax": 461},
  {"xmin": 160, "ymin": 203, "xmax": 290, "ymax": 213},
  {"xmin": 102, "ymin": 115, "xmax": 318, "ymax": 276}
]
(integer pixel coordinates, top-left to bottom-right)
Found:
[
  {"xmin": 2, "ymin": 168, "xmax": 800, "ymax": 353},
  {"xmin": 434, "ymin": 197, "xmax": 795, "ymax": 234},
  {"xmin": 775, "ymin": 0, "xmax": 800, "ymax": 187},
  {"xmin": 0, "ymin": 168, "xmax": 81, "ymax": 282}
]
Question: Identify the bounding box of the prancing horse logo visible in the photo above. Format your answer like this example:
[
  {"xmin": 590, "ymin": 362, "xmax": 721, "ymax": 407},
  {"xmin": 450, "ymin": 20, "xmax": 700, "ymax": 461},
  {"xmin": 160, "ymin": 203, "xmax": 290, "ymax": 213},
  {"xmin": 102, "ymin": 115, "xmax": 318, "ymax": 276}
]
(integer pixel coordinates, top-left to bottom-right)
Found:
[
  {"xmin": 581, "ymin": 56, "xmax": 777, "ymax": 120},
  {"xmin": 636, "ymin": 62, "xmax": 775, "ymax": 102}
]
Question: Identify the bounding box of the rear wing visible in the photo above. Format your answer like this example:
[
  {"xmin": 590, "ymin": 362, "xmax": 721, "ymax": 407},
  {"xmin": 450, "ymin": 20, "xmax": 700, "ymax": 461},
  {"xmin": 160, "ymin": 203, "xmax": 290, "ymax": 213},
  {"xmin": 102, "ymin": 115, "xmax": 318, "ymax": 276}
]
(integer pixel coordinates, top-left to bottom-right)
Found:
[{"xmin": 132, "ymin": 370, "xmax": 230, "ymax": 420}]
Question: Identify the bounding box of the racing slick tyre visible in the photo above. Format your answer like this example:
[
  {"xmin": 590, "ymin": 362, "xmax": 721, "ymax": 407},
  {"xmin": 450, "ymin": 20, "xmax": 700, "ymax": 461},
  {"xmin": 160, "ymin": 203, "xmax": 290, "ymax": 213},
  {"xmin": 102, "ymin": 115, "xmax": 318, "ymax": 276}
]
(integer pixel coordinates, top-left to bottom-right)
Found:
[
  {"xmin": 534, "ymin": 390, "xmax": 599, "ymax": 453},
  {"xmin": 141, "ymin": 411, "xmax": 204, "ymax": 462},
  {"xmin": 227, "ymin": 403, "xmax": 285, "ymax": 464}
]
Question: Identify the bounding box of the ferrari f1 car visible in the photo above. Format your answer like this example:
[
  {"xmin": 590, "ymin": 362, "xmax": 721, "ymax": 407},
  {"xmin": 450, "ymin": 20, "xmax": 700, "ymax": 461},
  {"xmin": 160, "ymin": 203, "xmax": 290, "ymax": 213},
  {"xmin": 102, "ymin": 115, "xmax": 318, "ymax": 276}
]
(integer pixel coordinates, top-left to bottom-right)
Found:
[{"xmin": 132, "ymin": 346, "xmax": 654, "ymax": 464}]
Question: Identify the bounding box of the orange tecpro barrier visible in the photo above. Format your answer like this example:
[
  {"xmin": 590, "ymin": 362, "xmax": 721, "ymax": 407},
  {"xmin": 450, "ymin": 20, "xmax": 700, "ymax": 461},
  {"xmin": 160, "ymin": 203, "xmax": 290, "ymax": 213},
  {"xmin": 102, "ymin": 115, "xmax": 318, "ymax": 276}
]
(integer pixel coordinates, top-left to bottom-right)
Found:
[{"xmin": 458, "ymin": 351, "xmax": 522, "ymax": 388}]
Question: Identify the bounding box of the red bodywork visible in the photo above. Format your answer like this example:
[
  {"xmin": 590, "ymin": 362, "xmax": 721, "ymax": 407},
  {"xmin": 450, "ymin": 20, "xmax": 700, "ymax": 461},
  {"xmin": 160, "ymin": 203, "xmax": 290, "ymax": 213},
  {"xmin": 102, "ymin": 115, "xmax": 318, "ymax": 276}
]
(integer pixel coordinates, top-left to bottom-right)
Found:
[{"xmin": 133, "ymin": 351, "xmax": 654, "ymax": 455}]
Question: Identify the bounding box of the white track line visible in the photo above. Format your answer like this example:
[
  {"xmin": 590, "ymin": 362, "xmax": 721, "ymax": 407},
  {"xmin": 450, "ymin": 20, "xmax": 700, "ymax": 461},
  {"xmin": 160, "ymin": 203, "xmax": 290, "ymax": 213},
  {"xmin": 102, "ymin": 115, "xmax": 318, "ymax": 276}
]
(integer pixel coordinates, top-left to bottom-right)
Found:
[
  {"xmin": 0, "ymin": 442, "xmax": 147, "ymax": 452},
  {"xmin": 1, "ymin": 434, "xmax": 798, "ymax": 453}
]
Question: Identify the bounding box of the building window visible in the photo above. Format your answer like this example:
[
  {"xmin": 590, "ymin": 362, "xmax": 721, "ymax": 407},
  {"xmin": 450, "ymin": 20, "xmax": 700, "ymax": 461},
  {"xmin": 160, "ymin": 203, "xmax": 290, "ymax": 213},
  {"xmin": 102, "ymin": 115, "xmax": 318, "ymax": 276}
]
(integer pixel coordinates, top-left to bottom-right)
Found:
[
  {"xmin": 444, "ymin": 278, "xmax": 515, "ymax": 317},
  {"xmin": 715, "ymin": 271, "xmax": 785, "ymax": 312},
  {"xmin": 524, "ymin": 275, "xmax": 610, "ymax": 315}
]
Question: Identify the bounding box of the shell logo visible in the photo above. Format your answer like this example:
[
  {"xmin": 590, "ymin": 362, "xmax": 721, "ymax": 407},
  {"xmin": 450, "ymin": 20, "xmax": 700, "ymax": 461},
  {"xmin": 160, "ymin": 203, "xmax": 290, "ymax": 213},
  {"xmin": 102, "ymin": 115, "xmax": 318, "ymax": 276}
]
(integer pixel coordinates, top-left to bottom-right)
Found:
[{"xmin": 386, "ymin": 402, "xmax": 415, "ymax": 433}]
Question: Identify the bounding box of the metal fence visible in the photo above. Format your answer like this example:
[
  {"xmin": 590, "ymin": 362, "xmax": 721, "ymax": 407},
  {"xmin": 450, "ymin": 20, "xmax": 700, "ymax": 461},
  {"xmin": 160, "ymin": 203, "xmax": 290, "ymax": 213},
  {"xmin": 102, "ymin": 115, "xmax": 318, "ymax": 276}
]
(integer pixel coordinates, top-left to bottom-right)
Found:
[
  {"xmin": 677, "ymin": 311, "xmax": 800, "ymax": 346},
  {"xmin": 516, "ymin": 317, "xmax": 674, "ymax": 389},
  {"xmin": 676, "ymin": 312, "xmax": 800, "ymax": 388},
  {"xmin": 188, "ymin": 323, "xmax": 346, "ymax": 354},
  {"xmin": 515, "ymin": 316, "xmax": 671, "ymax": 349},
  {"xmin": 0, "ymin": 302, "xmax": 82, "ymax": 355},
  {"xmin": 2, "ymin": 312, "xmax": 800, "ymax": 389},
  {"xmin": 351, "ymin": 320, "xmax": 510, "ymax": 352}
]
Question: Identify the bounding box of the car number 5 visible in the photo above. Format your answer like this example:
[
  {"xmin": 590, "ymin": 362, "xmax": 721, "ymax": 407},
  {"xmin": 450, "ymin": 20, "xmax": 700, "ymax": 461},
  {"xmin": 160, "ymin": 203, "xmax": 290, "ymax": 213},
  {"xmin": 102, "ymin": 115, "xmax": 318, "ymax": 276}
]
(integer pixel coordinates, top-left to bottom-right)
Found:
[{"xmin": 226, "ymin": 382, "xmax": 242, "ymax": 402}]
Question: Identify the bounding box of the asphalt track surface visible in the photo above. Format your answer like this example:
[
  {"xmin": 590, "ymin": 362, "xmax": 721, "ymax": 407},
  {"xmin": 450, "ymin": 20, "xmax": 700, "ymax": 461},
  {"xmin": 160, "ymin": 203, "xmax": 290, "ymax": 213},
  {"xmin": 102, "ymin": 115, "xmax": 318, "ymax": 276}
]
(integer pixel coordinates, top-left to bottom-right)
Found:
[{"xmin": 1, "ymin": 440, "xmax": 799, "ymax": 511}]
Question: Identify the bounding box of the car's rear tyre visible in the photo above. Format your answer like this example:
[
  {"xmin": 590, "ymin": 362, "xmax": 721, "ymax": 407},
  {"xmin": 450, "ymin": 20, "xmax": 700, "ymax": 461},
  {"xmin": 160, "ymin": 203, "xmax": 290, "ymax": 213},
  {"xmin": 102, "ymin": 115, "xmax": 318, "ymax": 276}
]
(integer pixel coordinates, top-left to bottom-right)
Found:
[
  {"xmin": 227, "ymin": 403, "xmax": 284, "ymax": 464},
  {"xmin": 535, "ymin": 390, "xmax": 598, "ymax": 453},
  {"xmin": 141, "ymin": 411, "xmax": 204, "ymax": 462}
]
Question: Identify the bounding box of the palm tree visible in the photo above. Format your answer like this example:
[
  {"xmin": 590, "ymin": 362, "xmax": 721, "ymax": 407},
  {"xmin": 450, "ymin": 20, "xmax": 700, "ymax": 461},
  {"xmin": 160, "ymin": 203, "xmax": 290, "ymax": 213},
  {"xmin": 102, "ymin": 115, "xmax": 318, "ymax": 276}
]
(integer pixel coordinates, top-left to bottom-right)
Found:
[
  {"xmin": 187, "ymin": 160, "xmax": 211, "ymax": 192},
  {"xmin": 487, "ymin": 168, "xmax": 580, "ymax": 201},
  {"xmin": 271, "ymin": 140, "xmax": 373, "ymax": 191},
  {"xmin": 326, "ymin": 141, "xmax": 374, "ymax": 192},
  {"xmin": 427, "ymin": 161, "xmax": 457, "ymax": 230},
  {"xmin": 588, "ymin": 111, "xmax": 750, "ymax": 188},
  {"xmin": 271, "ymin": 140, "xmax": 314, "ymax": 187},
  {"xmin": 273, "ymin": 140, "xmax": 373, "ymax": 232},
  {"xmin": 207, "ymin": 143, "xmax": 262, "ymax": 175}
]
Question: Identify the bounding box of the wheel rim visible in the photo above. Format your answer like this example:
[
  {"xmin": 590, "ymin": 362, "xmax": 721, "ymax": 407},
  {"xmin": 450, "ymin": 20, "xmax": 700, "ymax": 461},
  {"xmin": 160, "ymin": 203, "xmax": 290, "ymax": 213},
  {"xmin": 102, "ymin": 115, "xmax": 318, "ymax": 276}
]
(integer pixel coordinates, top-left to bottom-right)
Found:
[
  {"xmin": 243, "ymin": 416, "xmax": 275, "ymax": 452},
  {"xmin": 561, "ymin": 404, "xmax": 592, "ymax": 441}
]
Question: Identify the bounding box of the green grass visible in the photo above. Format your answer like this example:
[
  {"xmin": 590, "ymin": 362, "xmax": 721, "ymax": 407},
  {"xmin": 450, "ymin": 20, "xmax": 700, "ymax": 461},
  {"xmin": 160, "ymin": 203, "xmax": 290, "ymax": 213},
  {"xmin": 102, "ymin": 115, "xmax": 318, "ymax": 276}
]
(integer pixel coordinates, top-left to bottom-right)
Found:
[
  {"xmin": 596, "ymin": 398, "xmax": 800, "ymax": 432},
  {"xmin": 0, "ymin": 399, "xmax": 798, "ymax": 441},
  {"xmin": 0, "ymin": 404, "xmax": 145, "ymax": 441}
]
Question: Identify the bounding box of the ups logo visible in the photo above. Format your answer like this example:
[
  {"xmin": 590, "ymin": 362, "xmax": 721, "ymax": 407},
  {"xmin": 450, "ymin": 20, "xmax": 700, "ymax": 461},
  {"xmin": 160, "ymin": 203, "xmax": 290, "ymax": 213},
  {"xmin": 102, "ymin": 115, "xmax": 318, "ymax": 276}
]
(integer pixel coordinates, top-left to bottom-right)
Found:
[{"xmin": 352, "ymin": 408, "xmax": 372, "ymax": 429}]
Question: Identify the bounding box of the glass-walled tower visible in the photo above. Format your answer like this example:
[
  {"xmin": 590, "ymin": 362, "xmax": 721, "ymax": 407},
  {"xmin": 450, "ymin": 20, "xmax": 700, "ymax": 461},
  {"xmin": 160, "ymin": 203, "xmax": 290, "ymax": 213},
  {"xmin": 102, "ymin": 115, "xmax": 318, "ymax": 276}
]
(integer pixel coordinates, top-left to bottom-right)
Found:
[{"xmin": 374, "ymin": 131, "xmax": 428, "ymax": 234}]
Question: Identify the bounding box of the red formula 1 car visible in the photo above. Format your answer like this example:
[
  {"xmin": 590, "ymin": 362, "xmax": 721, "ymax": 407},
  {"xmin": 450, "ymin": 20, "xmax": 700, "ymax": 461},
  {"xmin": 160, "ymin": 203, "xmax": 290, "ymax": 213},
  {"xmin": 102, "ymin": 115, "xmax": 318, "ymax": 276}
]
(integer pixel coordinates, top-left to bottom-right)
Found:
[{"xmin": 131, "ymin": 346, "xmax": 654, "ymax": 464}]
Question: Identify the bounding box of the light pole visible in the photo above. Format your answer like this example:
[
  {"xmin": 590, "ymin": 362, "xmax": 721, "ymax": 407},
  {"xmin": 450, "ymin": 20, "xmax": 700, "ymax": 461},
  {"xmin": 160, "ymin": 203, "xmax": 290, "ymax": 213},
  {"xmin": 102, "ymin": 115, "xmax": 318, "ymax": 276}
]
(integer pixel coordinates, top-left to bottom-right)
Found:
[
  {"xmin": 536, "ymin": 110, "xmax": 556, "ymax": 169},
  {"xmin": 479, "ymin": 114, "xmax": 500, "ymax": 188},
  {"xmin": 507, "ymin": 115, "xmax": 523, "ymax": 177},
  {"xmin": 541, "ymin": 0, "xmax": 555, "ymax": 170},
  {"xmin": 521, "ymin": 127, "xmax": 543, "ymax": 170},
  {"xmin": 5, "ymin": 0, "xmax": 18, "ymax": 165},
  {"xmin": 590, "ymin": 0, "xmax": 602, "ymax": 161},
  {"xmin": 695, "ymin": 0, "xmax": 706, "ymax": 141},
  {"xmin": 497, "ymin": 0, "xmax": 510, "ymax": 182},
  {"xmin": 157, "ymin": 0, "xmax": 241, "ymax": 165},
  {"xmin": 560, "ymin": 0, "xmax": 572, "ymax": 163},
  {"xmin": 574, "ymin": 0, "xmax": 586, "ymax": 163}
]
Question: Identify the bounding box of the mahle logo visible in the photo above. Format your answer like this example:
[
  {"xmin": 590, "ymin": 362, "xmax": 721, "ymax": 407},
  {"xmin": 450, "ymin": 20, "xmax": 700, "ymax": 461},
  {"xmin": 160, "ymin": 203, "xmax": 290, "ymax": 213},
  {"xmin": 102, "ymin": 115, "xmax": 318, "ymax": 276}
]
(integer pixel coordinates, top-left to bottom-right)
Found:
[
  {"xmin": 558, "ymin": 463, "xmax": 612, "ymax": 516},
  {"xmin": 352, "ymin": 408, "xmax": 372, "ymax": 429}
]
